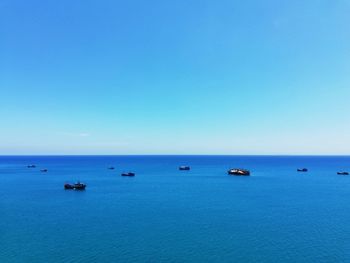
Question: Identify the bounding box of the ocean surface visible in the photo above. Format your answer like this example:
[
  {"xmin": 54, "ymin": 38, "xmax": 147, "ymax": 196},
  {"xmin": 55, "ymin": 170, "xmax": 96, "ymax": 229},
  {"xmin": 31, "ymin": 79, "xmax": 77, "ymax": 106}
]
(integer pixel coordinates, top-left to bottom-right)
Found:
[{"xmin": 1, "ymin": 155, "xmax": 350, "ymax": 263}]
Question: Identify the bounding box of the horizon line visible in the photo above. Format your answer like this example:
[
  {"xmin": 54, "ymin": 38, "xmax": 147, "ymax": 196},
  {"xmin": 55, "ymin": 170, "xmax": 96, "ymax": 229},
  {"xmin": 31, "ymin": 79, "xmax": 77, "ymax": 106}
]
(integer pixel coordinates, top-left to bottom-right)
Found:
[{"xmin": 1, "ymin": 154, "xmax": 350, "ymax": 157}]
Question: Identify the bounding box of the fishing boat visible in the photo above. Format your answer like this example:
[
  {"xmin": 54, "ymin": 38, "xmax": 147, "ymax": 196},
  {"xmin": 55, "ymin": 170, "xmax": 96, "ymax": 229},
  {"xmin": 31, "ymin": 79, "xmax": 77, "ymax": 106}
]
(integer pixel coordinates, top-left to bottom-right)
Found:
[
  {"xmin": 40, "ymin": 169, "xmax": 48, "ymax": 172},
  {"xmin": 297, "ymin": 168, "xmax": 308, "ymax": 172},
  {"xmin": 64, "ymin": 183, "xmax": 74, "ymax": 190},
  {"xmin": 108, "ymin": 167, "xmax": 115, "ymax": 170},
  {"xmin": 27, "ymin": 165, "xmax": 36, "ymax": 168},
  {"xmin": 337, "ymin": 172, "xmax": 349, "ymax": 175},
  {"xmin": 64, "ymin": 182, "xmax": 86, "ymax": 190},
  {"xmin": 179, "ymin": 166, "xmax": 190, "ymax": 171},
  {"xmin": 228, "ymin": 168, "xmax": 250, "ymax": 176},
  {"xmin": 121, "ymin": 172, "xmax": 135, "ymax": 177},
  {"xmin": 73, "ymin": 182, "xmax": 86, "ymax": 190}
]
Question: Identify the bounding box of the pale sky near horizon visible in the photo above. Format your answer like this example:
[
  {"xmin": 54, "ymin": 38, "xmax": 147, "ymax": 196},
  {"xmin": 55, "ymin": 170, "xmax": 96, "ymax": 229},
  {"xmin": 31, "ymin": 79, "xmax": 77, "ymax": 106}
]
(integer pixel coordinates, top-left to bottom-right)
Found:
[{"xmin": 1, "ymin": 0, "xmax": 350, "ymax": 155}]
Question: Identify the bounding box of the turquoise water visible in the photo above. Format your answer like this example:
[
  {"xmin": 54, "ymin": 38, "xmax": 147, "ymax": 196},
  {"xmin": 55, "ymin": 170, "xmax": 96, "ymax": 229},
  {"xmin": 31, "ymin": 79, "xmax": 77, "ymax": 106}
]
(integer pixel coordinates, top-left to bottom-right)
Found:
[{"xmin": 1, "ymin": 156, "xmax": 350, "ymax": 262}]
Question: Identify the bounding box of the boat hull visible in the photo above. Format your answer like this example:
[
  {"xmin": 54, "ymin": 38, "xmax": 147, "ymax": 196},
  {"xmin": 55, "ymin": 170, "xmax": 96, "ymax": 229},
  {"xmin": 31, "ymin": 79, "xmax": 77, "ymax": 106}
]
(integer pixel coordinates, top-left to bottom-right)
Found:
[
  {"xmin": 121, "ymin": 173, "xmax": 135, "ymax": 177},
  {"xmin": 297, "ymin": 169, "xmax": 308, "ymax": 172},
  {"xmin": 64, "ymin": 183, "xmax": 86, "ymax": 190},
  {"xmin": 228, "ymin": 169, "xmax": 250, "ymax": 176}
]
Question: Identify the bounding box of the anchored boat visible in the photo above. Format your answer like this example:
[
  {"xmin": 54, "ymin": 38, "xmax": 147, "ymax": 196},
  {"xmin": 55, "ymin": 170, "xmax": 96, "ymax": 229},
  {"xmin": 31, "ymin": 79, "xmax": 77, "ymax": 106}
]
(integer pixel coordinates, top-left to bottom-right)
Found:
[
  {"xmin": 337, "ymin": 171, "xmax": 349, "ymax": 175},
  {"xmin": 228, "ymin": 168, "xmax": 250, "ymax": 176},
  {"xmin": 64, "ymin": 182, "xmax": 86, "ymax": 190},
  {"xmin": 64, "ymin": 184, "xmax": 74, "ymax": 190},
  {"xmin": 121, "ymin": 172, "xmax": 135, "ymax": 177},
  {"xmin": 297, "ymin": 168, "xmax": 308, "ymax": 172}
]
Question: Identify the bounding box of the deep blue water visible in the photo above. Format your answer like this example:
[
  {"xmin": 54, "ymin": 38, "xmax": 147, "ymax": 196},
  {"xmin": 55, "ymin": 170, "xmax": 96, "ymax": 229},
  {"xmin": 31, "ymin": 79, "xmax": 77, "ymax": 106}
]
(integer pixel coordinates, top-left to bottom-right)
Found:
[{"xmin": 1, "ymin": 156, "xmax": 350, "ymax": 262}]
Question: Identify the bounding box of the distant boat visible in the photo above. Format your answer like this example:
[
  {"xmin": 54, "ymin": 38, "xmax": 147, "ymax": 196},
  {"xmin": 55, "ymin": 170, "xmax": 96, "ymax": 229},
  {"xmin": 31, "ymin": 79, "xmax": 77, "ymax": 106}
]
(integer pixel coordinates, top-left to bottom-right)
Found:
[
  {"xmin": 27, "ymin": 165, "xmax": 36, "ymax": 168},
  {"xmin": 179, "ymin": 166, "xmax": 190, "ymax": 171},
  {"xmin": 121, "ymin": 172, "xmax": 135, "ymax": 177},
  {"xmin": 40, "ymin": 169, "xmax": 48, "ymax": 172},
  {"xmin": 73, "ymin": 182, "xmax": 86, "ymax": 190},
  {"xmin": 228, "ymin": 168, "xmax": 250, "ymax": 176},
  {"xmin": 64, "ymin": 183, "xmax": 74, "ymax": 190},
  {"xmin": 337, "ymin": 172, "xmax": 349, "ymax": 175},
  {"xmin": 64, "ymin": 182, "xmax": 86, "ymax": 190},
  {"xmin": 297, "ymin": 168, "xmax": 308, "ymax": 172},
  {"xmin": 108, "ymin": 167, "xmax": 115, "ymax": 170}
]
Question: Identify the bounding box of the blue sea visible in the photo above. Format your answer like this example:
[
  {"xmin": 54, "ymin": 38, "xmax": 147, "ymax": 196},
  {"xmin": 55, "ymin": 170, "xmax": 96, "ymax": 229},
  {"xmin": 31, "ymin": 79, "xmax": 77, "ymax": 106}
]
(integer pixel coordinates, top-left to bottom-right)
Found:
[{"xmin": 1, "ymin": 156, "xmax": 350, "ymax": 263}]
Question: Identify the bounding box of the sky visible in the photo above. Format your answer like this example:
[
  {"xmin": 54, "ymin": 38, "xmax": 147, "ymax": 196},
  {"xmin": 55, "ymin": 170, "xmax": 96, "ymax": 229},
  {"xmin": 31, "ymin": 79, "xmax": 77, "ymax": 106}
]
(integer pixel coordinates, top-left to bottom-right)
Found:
[{"xmin": 1, "ymin": 0, "xmax": 350, "ymax": 155}]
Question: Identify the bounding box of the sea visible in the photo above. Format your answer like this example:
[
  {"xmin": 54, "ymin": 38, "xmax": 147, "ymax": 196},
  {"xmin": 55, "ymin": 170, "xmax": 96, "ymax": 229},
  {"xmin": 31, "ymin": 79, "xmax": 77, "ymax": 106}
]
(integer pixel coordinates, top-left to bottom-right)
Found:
[{"xmin": 1, "ymin": 155, "xmax": 350, "ymax": 263}]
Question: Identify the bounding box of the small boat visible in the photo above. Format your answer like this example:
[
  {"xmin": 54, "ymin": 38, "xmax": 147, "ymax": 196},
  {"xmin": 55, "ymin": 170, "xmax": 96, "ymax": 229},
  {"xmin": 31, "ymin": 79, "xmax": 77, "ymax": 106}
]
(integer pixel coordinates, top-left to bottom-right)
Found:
[
  {"xmin": 337, "ymin": 172, "xmax": 349, "ymax": 175},
  {"xmin": 121, "ymin": 172, "xmax": 135, "ymax": 177},
  {"xmin": 228, "ymin": 168, "xmax": 250, "ymax": 176},
  {"xmin": 40, "ymin": 169, "xmax": 48, "ymax": 172},
  {"xmin": 27, "ymin": 165, "xmax": 36, "ymax": 168},
  {"xmin": 297, "ymin": 168, "xmax": 308, "ymax": 172},
  {"xmin": 179, "ymin": 166, "xmax": 190, "ymax": 171},
  {"xmin": 74, "ymin": 182, "xmax": 86, "ymax": 190},
  {"xmin": 64, "ymin": 182, "xmax": 86, "ymax": 190},
  {"xmin": 108, "ymin": 167, "xmax": 115, "ymax": 170},
  {"xmin": 64, "ymin": 183, "xmax": 74, "ymax": 190}
]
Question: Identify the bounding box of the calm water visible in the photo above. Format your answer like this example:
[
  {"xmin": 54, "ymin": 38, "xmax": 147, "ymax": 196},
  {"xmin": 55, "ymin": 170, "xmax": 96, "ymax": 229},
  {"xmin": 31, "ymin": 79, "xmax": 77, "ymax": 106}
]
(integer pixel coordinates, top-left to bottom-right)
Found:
[{"xmin": 1, "ymin": 156, "xmax": 350, "ymax": 263}]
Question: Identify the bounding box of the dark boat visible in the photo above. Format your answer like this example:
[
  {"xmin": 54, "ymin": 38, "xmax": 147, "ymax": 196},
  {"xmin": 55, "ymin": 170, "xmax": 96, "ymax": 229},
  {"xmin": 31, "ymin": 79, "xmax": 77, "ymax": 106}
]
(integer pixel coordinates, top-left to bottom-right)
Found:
[
  {"xmin": 64, "ymin": 183, "xmax": 74, "ymax": 190},
  {"xmin": 121, "ymin": 172, "xmax": 135, "ymax": 177},
  {"xmin": 73, "ymin": 182, "xmax": 86, "ymax": 190},
  {"xmin": 337, "ymin": 172, "xmax": 349, "ymax": 175},
  {"xmin": 108, "ymin": 167, "xmax": 115, "ymax": 170},
  {"xmin": 64, "ymin": 182, "xmax": 86, "ymax": 190},
  {"xmin": 297, "ymin": 168, "xmax": 308, "ymax": 172},
  {"xmin": 228, "ymin": 168, "xmax": 250, "ymax": 176},
  {"xmin": 27, "ymin": 165, "xmax": 36, "ymax": 168},
  {"xmin": 40, "ymin": 169, "xmax": 48, "ymax": 172},
  {"xmin": 179, "ymin": 166, "xmax": 190, "ymax": 171}
]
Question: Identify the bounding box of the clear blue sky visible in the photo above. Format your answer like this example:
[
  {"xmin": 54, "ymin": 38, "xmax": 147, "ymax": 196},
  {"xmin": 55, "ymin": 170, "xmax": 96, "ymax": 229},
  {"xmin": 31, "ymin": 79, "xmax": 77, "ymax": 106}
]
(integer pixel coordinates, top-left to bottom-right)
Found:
[{"xmin": 1, "ymin": 0, "xmax": 350, "ymax": 155}]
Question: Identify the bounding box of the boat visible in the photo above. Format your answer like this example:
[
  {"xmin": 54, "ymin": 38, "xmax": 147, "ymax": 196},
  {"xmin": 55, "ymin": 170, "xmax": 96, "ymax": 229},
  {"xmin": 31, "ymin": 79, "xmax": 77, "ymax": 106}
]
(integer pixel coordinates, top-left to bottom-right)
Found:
[
  {"xmin": 64, "ymin": 183, "xmax": 74, "ymax": 190},
  {"xmin": 337, "ymin": 172, "xmax": 349, "ymax": 175},
  {"xmin": 108, "ymin": 167, "xmax": 115, "ymax": 170},
  {"xmin": 179, "ymin": 166, "xmax": 190, "ymax": 171},
  {"xmin": 27, "ymin": 165, "xmax": 36, "ymax": 168},
  {"xmin": 297, "ymin": 168, "xmax": 308, "ymax": 172},
  {"xmin": 40, "ymin": 169, "xmax": 48, "ymax": 172},
  {"xmin": 121, "ymin": 172, "xmax": 135, "ymax": 177},
  {"xmin": 64, "ymin": 182, "xmax": 86, "ymax": 190},
  {"xmin": 228, "ymin": 168, "xmax": 250, "ymax": 176},
  {"xmin": 73, "ymin": 182, "xmax": 86, "ymax": 190}
]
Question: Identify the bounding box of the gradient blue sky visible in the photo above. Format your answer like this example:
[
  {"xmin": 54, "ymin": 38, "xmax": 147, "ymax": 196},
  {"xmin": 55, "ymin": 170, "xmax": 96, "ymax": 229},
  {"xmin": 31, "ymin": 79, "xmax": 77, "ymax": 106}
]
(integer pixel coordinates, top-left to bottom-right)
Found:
[{"xmin": 1, "ymin": 0, "xmax": 350, "ymax": 155}]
